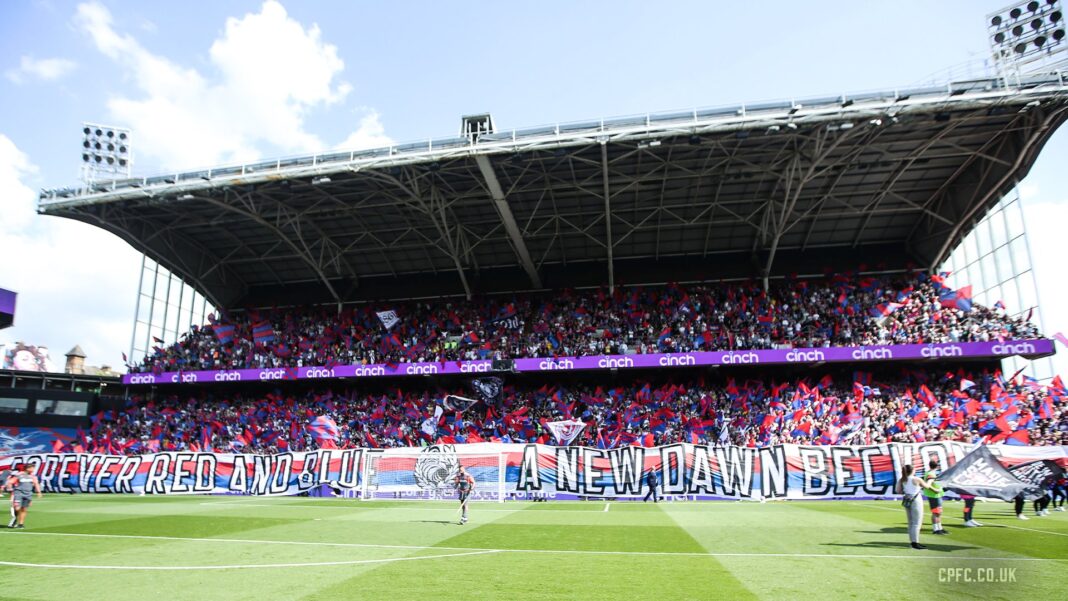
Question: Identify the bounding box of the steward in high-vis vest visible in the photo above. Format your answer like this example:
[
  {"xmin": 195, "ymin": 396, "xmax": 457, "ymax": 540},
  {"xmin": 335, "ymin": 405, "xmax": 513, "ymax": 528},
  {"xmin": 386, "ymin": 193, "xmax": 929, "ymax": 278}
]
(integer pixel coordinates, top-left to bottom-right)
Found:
[{"xmin": 924, "ymin": 459, "xmax": 948, "ymax": 535}]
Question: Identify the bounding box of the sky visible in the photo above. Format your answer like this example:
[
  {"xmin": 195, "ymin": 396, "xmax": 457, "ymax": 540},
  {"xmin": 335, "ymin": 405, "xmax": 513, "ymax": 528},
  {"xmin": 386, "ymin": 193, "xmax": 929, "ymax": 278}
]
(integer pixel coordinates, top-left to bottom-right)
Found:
[{"xmin": 0, "ymin": 0, "xmax": 1066, "ymax": 374}]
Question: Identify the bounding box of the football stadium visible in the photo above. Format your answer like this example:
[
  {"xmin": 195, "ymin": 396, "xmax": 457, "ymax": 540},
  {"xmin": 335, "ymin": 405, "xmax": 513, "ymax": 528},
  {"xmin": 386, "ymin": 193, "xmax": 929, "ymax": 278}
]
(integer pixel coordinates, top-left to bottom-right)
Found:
[{"xmin": 3, "ymin": 2, "xmax": 1068, "ymax": 600}]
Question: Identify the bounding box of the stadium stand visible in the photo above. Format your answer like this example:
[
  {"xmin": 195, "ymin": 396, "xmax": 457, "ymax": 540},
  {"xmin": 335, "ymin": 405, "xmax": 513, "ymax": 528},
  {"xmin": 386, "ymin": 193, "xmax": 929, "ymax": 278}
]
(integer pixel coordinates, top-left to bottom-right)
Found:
[
  {"xmin": 79, "ymin": 368, "xmax": 1066, "ymax": 455},
  {"xmin": 130, "ymin": 272, "xmax": 1041, "ymax": 373}
]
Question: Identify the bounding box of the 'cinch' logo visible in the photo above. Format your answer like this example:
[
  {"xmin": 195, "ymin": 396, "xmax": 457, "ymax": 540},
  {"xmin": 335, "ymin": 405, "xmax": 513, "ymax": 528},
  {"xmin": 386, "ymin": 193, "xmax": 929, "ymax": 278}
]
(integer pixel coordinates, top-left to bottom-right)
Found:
[{"xmin": 720, "ymin": 352, "xmax": 759, "ymax": 364}]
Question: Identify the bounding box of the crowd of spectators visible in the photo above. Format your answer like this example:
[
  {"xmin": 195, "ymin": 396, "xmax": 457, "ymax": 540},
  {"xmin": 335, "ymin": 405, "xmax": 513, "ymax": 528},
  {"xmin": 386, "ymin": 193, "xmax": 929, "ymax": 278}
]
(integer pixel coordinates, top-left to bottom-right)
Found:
[
  {"xmin": 75, "ymin": 369, "xmax": 1067, "ymax": 455},
  {"xmin": 131, "ymin": 271, "xmax": 1042, "ymax": 373}
]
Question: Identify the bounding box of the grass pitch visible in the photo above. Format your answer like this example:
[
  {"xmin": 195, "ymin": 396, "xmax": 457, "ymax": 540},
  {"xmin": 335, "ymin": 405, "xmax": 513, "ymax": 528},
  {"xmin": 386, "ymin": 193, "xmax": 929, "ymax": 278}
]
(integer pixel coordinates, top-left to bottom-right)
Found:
[{"xmin": 0, "ymin": 495, "xmax": 1065, "ymax": 600}]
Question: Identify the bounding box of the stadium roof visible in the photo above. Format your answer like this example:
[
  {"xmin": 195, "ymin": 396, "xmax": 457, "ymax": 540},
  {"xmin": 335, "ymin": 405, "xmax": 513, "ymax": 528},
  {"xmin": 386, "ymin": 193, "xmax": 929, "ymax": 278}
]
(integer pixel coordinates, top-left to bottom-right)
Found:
[{"xmin": 39, "ymin": 72, "xmax": 1068, "ymax": 308}]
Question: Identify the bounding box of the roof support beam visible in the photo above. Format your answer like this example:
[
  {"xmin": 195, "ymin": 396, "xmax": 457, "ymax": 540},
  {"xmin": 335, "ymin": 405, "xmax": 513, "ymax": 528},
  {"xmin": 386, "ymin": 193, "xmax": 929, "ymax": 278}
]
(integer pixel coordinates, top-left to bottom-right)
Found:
[
  {"xmin": 199, "ymin": 192, "xmax": 343, "ymax": 305},
  {"xmin": 600, "ymin": 143, "xmax": 615, "ymax": 292},
  {"xmin": 474, "ymin": 155, "xmax": 542, "ymax": 288}
]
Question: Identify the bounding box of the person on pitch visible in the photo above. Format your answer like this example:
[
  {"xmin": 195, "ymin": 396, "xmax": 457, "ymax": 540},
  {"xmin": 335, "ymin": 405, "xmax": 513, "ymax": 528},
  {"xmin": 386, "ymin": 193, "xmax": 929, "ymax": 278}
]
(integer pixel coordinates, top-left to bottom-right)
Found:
[
  {"xmin": 1033, "ymin": 489, "xmax": 1052, "ymax": 517},
  {"xmin": 1014, "ymin": 494, "xmax": 1029, "ymax": 520},
  {"xmin": 960, "ymin": 492, "xmax": 982, "ymax": 527},
  {"xmin": 923, "ymin": 459, "xmax": 948, "ymax": 535},
  {"xmin": 899, "ymin": 464, "xmax": 935, "ymax": 550},
  {"xmin": 7, "ymin": 463, "xmax": 42, "ymax": 530},
  {"xmin": 455, "ymin": 465, "xmax": 475, "ymax": 525},
  {"xmin": 643, "ymin": 467, "xmax": 659, "ymax": 503},
  {"xmin": 0, "ymin": 465, "xmax": 13, "ymax": 528},
  {"xmin": 1052, "ymin": 474, "xmax": 1067, "ymax": 511}
]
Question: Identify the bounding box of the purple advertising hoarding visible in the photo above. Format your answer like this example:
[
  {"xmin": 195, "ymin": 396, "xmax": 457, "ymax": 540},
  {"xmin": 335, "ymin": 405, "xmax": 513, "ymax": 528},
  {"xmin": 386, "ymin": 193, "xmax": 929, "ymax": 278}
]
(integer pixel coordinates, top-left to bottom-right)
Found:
[
  {"xmin": 121, "ymin": 339, "xmax": 1055, "ymax": 386},
  {"xmin": 0, "ymin": 288, "xmax": 14, "ymax": 329}
]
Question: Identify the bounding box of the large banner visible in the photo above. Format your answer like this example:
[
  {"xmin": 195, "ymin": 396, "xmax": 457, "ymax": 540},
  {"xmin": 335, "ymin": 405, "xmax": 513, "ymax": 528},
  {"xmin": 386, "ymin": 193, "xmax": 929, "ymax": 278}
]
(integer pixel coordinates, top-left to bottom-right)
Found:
[
  {"xmin": 1, "ymin": 442, "xmax": 1065, "ymax": 499},
  {"xmin": 0, "ymin": 427, "xmax": 76, "ymax": 457},
  {"xmin": 122, "ymin": 339, "xmax": 1055, "ymax": 385}
]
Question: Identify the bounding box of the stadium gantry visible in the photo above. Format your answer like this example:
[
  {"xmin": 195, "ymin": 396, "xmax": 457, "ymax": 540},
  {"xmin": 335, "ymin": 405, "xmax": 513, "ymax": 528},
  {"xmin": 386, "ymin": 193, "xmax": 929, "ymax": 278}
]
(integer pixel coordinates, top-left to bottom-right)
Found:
[{"xmin": 38, "ymin": 73, "xmax": 1068, "ymax": 310}]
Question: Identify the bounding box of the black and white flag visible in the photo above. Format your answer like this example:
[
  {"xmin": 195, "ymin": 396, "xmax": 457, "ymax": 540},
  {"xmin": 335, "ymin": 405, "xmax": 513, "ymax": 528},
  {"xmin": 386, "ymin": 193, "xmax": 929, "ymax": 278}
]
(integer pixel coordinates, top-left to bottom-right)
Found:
[
  {"xmin": 546, "ymin": 420, "xmax": 586, "ymax": 445},
  {"xmin": 937, "ymin": 445, "xmax": 1033, "ymax": 501},
  {"xmin": 490, "ymin": 315, "xmax": 521, "ymax": 330},
  {"xmin": 1008, "ymin": 459, "xmax": 1065, "ymax": 500},
  {"xmin": 471, "ymin": 377, "xmax": 504, "ymax": 403},
  {"xmin": 443, "ymin": 395, "xmax": 479, "ymax": 413},
  {"xmin": 376, "ymin": 310, "xmax": 400, "ymax": 330}
]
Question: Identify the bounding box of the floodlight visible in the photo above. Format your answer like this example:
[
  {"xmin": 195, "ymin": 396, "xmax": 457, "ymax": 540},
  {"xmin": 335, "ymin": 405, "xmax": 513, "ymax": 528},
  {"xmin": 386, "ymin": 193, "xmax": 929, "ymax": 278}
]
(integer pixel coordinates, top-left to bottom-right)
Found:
[
  {"xmin": 79, "ymin": 122, "xmax": 131, "ymax": 184},
  {"xmin": 988, "ymin": 0, "xmax": 1067, "ymax": 76}
]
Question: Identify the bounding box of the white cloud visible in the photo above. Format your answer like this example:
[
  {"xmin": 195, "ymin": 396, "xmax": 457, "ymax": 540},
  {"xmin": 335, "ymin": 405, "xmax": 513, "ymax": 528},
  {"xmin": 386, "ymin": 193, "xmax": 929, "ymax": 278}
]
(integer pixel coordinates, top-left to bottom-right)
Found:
[
  {"xmin": 5, "ymin": 56, "xmax": 77, "ymax": 84},
  {"xmin": 336, "ymin": 111, "xmax": 394, "ymax": 151},
  {"xmin": 74, "ymin": 0, "xmax": 390, "ymax": 171},
  {"xmin": 0, "ymin": 134, "xmax": 141, "ymax": 369}
]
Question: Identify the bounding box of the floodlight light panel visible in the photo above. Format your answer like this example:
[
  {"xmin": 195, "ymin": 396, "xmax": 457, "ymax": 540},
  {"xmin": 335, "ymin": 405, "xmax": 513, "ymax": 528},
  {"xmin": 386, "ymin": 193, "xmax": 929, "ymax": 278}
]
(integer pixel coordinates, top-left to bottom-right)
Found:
[
  {"xmin": 988, "ymin": 0, "xmax": 1067, "ymax": 67},
  {"xmin": 79, "ymin": 122, "xmax": 133, "ymax": 182}
]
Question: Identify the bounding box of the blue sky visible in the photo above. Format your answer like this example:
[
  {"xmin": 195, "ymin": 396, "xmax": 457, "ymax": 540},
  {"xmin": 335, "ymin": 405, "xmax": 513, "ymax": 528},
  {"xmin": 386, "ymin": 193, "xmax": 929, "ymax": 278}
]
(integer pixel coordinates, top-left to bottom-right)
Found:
[{"xmin": 1, "ymin": 0, "xmax": 1066, "ymax": 374}]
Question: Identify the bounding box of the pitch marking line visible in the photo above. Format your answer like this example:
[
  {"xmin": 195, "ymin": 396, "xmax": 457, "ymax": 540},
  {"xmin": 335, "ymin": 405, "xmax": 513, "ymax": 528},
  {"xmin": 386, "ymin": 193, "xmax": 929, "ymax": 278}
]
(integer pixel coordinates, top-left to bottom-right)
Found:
[
  {"xmin": 604, "ymin": 503, "xmax": 610, "ymax": 512},
  {"xmin": 860, "ymin": 503, "xmax": 1068, "ymax": 538},
  {"xmin": 0, "ymin": 549, "xmax": 500, "ymax": 570},
  {"xmin": 198, "ymin": 502, "xmax": 607, "ymax": 514},
  {"xmin": 4, "ymin": 531, "xmax": 1063, "ymax": 562}
]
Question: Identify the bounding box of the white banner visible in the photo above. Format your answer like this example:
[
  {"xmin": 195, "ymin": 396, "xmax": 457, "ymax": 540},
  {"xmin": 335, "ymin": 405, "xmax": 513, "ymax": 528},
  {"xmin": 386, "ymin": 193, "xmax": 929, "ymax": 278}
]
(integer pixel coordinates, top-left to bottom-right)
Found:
[{"xmin": 375, "ymin": 310, "xmax": 400, "ymax": 330}]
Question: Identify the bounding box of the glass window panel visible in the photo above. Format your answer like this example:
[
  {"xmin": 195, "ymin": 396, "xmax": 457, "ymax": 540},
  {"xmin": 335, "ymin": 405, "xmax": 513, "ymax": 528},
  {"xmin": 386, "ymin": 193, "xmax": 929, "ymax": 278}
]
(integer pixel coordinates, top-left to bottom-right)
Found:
[
  {"xmin": 1006, "ymin": 201, "xmax": 1025, "ymax": 237},
  {"xmin": 991, "ymin": 247, "xmax": 1008, "ymax": 284},
  {"xmin": 990, "ymin": 212, "xmax": 1008, "ymax": 250},
  {"xmin": 35, "ymin": 400, "xmax": 88, "ymax": 416},
  {"xmin": 975, "ymin": 224, "xmax": 992, "ymax": 257},
  {"xmin": 1018, "ymin": 280, "xmax": 1038, "ymax": 316},
  {"xmin": 0, "ymin": 398, "xmax": 28, "ymax": 414},
  {"xmin": 1000, "ymin": 279, "xmax": 1019, "ymax": 312},
  {"xmin": 963, "ymin": 232, "xmax": 978, "ymax": 264},
  {"xmin": 969, "ymin": 263, "xmax": 986, "ymax": 294},
  {"xmin": 1010, "ymin": 238, "xmax": 1030, "ymax": 275}
]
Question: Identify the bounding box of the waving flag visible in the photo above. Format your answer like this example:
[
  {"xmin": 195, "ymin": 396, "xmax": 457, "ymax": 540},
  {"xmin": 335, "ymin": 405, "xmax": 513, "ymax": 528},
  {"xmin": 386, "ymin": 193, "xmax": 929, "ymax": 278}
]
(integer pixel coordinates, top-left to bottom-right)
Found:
[
  {"xmin": 306, "ymin": 416, "xmax": 339, "ymax": 443},
  {"xmin": 938, "ymin": 445, "xmax": 1032, "ymax": 501},
  {"xmin": 1053, "ymin": 332, "xmax": 1068, "ymax": 350},
  {"xmin": 869, "ymin": 302, "xmax": 903, "ymax": 318},
  {"xmin": 471, "ymin": 377, "xmax": 504, "ymax": 403},
  {"xmin": 1009, "ymin": 460, "xmax": 1065, "ymax": 497},
  {"xmin": 252, "ymin": 321, "xmax": 275, "ymax": 344},
  {"xmin": 938, "ymin": 285, "xmax": 973, "ymax": 312},
  {"xmin": 443, "ymin": 394, "xmax": 478, "ymax": 413},
  {"xmin": 376, "ymin": 310, "xmax": 400, "ymax": 330},
  {"xmin": 959, "ymin": 378, "xmax": 976, "ymax": 392},
  {"xmin": 213, "ymin": 324, "xmax": 235, "ymax": 344},
  {"xmin": 546, "ymin": 419, "xmax": 586, "ymax": 445}
]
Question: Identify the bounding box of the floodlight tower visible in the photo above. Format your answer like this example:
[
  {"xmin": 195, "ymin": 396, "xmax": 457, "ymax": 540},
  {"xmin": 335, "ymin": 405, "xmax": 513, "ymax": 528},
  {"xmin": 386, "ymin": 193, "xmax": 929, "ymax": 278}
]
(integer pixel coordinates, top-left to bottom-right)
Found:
[
  {"xmin": 80, "ymin": 123, "xmax": 132, "ymax": 185},
  {"xmin": 988, "ymin": 0, "xmax": 1067, "ymax": 84}
]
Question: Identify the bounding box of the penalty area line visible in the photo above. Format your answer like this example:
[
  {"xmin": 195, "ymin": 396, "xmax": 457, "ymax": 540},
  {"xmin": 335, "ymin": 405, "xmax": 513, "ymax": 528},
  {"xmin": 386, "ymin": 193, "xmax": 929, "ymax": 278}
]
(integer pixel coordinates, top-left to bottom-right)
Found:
[
  {"xmin": 0, "ymin": 549, "xmax": 500, "ymax": 571},
  {"xmin": 6, "ymin": 531, "xmax": 1063, "ymax": 562}
]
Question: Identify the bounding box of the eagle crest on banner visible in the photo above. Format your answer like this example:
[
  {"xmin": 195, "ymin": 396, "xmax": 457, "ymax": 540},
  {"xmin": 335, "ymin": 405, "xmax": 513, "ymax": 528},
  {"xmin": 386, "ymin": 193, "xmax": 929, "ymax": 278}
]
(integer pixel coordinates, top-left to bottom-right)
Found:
[
  {"xmin": 414, "ymin": 444, "xmax": 460, "ymax": 490},
  {"xmin": 471, "ymin": 377, "xmax": 503, "ymax": 402}
]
